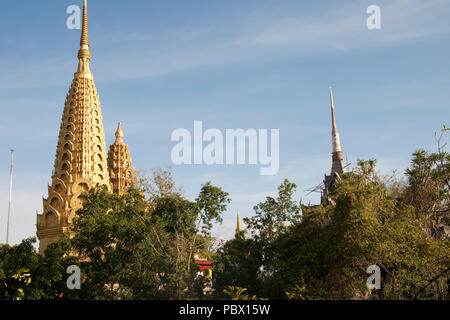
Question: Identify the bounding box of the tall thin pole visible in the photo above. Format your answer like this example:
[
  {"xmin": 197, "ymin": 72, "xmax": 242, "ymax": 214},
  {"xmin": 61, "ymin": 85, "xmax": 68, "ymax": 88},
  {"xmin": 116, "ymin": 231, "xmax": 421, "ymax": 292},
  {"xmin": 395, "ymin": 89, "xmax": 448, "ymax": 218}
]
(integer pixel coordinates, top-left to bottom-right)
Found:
[{"xmin": 6, "ymin": 149, "xmax": 13, "ymax": 245}]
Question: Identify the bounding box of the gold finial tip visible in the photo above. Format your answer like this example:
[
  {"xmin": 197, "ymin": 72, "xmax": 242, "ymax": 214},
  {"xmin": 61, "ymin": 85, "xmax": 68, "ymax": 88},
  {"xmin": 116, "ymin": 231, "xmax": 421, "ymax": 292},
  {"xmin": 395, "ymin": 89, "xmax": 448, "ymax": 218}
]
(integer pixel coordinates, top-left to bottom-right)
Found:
[
  {"xmin": 116, "ymin": 122, "xmax": 124, "ymax": 138},
  {"xmin": 79, "ymin": 0, "xmax": 90, "ymax": 50}
]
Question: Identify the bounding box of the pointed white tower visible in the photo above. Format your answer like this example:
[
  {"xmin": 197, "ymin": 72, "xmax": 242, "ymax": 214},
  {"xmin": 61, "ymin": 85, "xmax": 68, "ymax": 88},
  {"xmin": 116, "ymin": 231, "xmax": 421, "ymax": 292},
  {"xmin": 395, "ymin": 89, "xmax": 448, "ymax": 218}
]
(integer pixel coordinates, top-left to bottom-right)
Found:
[
  {"xmin": 329, "ymin": 88, "xmax": 346, "ymax": 176},
  {"xmin": 321, "ymin": 88, "xmax": 347, "ymax": 205}
]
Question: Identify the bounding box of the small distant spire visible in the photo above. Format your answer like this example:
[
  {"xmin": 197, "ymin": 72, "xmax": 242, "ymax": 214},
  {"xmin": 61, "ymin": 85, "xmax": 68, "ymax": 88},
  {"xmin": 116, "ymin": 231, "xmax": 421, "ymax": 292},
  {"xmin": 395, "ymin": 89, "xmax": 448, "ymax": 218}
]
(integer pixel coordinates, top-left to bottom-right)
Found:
[
  {"xmin": 236, "ymin": 209, "xmax": 242, "ymax": 233},
  {"xmin": 115, "ymin": 122, "xmax": 124, "ymax": 144}
]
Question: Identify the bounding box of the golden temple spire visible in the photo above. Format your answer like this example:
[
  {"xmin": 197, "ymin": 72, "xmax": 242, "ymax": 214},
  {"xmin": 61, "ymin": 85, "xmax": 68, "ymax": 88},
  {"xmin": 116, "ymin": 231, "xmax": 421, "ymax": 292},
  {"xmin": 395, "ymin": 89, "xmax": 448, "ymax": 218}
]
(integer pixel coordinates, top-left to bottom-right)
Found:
[
  {"xmin": 108, "ymin": 123, "xmax": 136, "ymax": 195},
  {"xmin": 37, "ymin": 0, "xmax": 110, "ymax": 254},
  {"xmin": 236, "ymin": 209, "xmax": 242, "ymax": 233}
]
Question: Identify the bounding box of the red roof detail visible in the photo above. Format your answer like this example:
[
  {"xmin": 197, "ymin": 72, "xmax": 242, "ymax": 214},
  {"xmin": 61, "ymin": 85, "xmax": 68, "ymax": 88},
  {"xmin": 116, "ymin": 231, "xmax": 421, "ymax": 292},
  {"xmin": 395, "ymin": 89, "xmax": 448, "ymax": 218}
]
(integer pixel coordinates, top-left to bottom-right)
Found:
[
  {"xmin": 194, "ymin": 259, "xmax": 212, "ymax": 265},
  {"xmin": 199, "ymin": 265, "xmax": 212, "ymax": 270}
]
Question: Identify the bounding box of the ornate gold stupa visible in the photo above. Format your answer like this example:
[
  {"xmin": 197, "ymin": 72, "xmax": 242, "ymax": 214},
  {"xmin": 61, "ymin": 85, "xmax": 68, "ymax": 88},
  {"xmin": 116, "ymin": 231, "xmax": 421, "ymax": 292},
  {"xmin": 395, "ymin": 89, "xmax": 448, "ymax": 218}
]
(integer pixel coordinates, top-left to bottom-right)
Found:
[
  {"xmin": 36, "ymin": 1, "xmax": 134, "ymax": 254},
  {"xmin": 108, "ymin": 123, "xmax": 136, "ymax": 195}
]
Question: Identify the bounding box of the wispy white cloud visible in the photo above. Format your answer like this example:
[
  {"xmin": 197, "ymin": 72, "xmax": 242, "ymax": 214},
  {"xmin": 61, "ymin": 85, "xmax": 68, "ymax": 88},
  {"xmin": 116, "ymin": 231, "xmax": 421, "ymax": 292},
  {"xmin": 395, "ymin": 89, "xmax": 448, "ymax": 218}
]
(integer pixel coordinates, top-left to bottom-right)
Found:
[
  {"xmin": 91, "ymin": 0, "xmax": 450, "ymax": 81},
  {"xmin": 1, "ymin": 0, "xmax": 449, "ymax": 89}
]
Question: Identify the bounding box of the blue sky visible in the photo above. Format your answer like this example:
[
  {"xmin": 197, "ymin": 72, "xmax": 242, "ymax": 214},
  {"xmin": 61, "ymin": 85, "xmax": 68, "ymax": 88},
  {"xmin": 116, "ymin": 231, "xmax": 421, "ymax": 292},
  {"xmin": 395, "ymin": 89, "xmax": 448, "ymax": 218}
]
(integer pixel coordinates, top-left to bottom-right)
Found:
[{"xmin": 0, "ymin": 0, "xmax": 449, "ymax": 245}]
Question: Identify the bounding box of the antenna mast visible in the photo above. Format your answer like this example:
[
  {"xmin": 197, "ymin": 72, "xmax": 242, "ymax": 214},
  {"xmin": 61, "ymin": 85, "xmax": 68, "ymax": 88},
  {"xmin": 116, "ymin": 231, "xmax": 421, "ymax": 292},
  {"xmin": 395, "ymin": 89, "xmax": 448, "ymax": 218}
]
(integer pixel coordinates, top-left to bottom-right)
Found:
[{"xmin": 6, "ymin": 149, "xmax": 13, "ymax": 244}]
